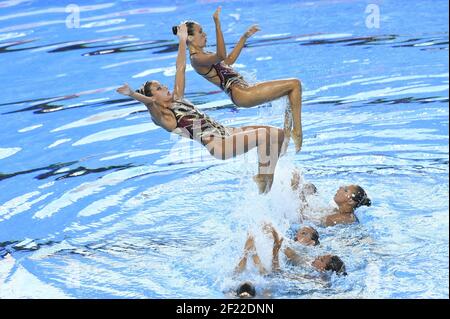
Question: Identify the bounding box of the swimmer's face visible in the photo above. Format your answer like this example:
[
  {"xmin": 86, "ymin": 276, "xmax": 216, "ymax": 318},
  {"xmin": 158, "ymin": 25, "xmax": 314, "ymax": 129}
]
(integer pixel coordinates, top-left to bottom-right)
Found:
[
  {"xmin": 295, "ymin": 226, "xmax": 319, "ymax": 246},
  {"xmin": 188, "ymin": 23, "xmax": 207, "ymax": 48},
  {"xmin": 334, "ymin": 185, "xmax": 358, "ymax": 207},
  {"xmin": 149, "ymin": 81, "xmax": 172, "ymax": 102}
]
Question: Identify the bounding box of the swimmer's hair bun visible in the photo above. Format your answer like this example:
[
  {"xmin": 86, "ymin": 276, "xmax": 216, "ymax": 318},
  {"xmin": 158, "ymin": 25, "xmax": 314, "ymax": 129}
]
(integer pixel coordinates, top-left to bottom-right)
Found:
[{"xmin": 362, "ymin": 197, "xmax": 372, "ymax": 207}]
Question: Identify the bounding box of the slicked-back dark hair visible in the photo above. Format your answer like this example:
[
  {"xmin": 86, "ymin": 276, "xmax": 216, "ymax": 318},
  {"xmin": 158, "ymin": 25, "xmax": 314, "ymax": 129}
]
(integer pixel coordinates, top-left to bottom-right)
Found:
[
  {"xmin": 352, "ymin": 185, "xmax": 371, "ymax": 208},
  {"xmin": 184, "ymin": 20, "xmax": 198, "ymax": 36},
  {"xmin": 237, "ymin": 282, "xmax": 256, "ymax": 298},
  {"xmin": 136, "ymin": 81, "xmax": 154, "ymax": 97},
  {"xmin": 326, "ymin": 256, "xmax": 347, "ymax": 276}
]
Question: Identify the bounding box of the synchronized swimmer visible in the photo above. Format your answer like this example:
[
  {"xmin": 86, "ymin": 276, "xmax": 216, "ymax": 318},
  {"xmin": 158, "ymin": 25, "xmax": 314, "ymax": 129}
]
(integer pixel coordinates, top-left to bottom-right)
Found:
[
  {"xmin": 117, "ymin": 20, "xmax": 294, "ymax": 193},
  {"xmin": 233, "ymin": 170, "xmax": 371, "ymax": 298},
  {"xmin": 116, "ymin": 9, "xmax": 372, "ymax": 298},
  {"xmin": 291, "ymin": 169, "xmax": 372, "ymax": 226},
  {"xmin": 177, "ymin": 7, "xmax": 303, "ymax": 154},
  {"xmin": 234, "ymin": 223, "xmax": 347, "ymax": 298}
]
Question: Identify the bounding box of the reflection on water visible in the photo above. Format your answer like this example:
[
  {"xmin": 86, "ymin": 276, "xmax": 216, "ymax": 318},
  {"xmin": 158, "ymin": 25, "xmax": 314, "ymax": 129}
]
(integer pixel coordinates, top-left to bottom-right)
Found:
[
  {"xmin": 1, "ymin": 32, "xmax": 447, "ymax": 55},
  {"xmin": 0, "ymin": 0, "xmax": 448, "ymax": 298}
]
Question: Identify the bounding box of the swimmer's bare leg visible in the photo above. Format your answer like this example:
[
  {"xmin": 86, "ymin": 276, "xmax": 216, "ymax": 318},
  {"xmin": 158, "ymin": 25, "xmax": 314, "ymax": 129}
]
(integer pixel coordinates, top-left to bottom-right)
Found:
[
  {"xmin": 253, "ymin": 127, "xmax": 284, "ymax": 194},
  {"xmin": 232, "ymin": 79, "xmax": 303, "ymax": 153},
  {"xmin": 235, "ymin": 234, "xmax": 267, "ymax": 275},
  {"xmin": 205, "ymin": 126, "xmax": 284, "ymax": 194},
  {"xmin": 252, "ymin": 254, "xmax": 268, "ymax": 275},
  {"xmin": 280, "ymin": 108, "xmax": 292, "ymax": 156},
  {"xmin": 291, "ymin": 169, "xmax": 301, "ymax": 191},
  {"xmin": 288, "ymin": 81, "xmax": 302, "ymax": 153},
  {"xmin": 235, "ymin": 255, "xmax": 248, "ymax": 274}
]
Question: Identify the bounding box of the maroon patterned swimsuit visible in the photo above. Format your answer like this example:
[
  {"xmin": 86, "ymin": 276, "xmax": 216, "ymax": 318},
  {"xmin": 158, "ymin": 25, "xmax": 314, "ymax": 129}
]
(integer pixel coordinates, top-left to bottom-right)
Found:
[
  {"xmin": 169, "ymin": 99, "xmax": 232, "ymax": 143},
  {"xmin": 191, "ymin": 53, "xmax": 249, "ymax": 104}
]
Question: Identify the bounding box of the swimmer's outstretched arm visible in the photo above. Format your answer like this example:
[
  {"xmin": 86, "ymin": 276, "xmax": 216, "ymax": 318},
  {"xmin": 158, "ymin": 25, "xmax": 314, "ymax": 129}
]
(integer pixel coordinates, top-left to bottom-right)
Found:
[
  {"xmin": 173, "ymin": 23, "xmax": 188, "ymax": 100},
  {"xmin": 190, "ymin": 7, "xmax": 226, "ymax": 67},
  {"xmin": 224, "ymin": 25, "xmax": 260, "ymax": 65},
  {"xmin": 116, "ymin": 83, "xmax": 152, "ymax": 105},
  {"xmin": 283, "ymin": 246, "xmax": 306, "ymax": 266}
]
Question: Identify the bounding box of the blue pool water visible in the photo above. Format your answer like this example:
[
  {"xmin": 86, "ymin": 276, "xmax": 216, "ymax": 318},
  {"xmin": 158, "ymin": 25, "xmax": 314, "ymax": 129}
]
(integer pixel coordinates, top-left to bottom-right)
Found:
[{"xmin": 0, "ymin": 0, "xmax": 448, "ymax": 298}]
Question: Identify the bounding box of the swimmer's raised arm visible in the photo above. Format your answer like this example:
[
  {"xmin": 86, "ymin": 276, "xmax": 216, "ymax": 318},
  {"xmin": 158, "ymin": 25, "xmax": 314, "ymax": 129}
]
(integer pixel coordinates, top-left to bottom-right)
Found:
[
  {"xmin": 190, "ymin": 7, "xmax": 226, "ymax": 67},
  {"xmin": 116, "ymin": 83, "xmax": 152, "ymax": 105},
  {"xmin": 224, "ymin": 25, "xmax": 260, "ymax": 65},
  {"xmin": 213, "ymin": 7, "xmax": 226, "ymax": 60},
  {"xmin": 173, "ymin": 24, "xmax": 188, "ymax": 100},
  {"xmin": 283, "ymin": 246, "xmax": 306, "ymax": 266}
]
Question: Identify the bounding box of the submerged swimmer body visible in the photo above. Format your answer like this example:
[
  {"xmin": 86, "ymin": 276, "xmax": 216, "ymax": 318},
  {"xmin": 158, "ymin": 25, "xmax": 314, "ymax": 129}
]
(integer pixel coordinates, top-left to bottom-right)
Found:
[
  {"xmin": 175, "ymin": 7, "xmax": 303, "ymax": 154},
  {"xmin": 117, "ymin": 24, "xmax": 286, "ymax": 193}
]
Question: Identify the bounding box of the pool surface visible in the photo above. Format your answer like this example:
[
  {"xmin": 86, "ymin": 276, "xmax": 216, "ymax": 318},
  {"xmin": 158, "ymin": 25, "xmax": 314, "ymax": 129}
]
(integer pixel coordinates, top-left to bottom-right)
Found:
[{"xmin": 0, "ymin": 0, "xmax": 448, "ymax": 298}]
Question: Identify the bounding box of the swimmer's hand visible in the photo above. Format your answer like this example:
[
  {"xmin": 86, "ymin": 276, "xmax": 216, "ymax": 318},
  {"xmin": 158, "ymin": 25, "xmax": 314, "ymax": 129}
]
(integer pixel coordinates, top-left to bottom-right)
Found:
[
  {"xmin": 213, "ymin": 6, "xmax": 221, "ymax": 23},
  {"xmin": 244, "ymin": 25, "xmax": 260, "ymax": 39},
  {"xmin": 116, "ymin": 83, "xmax": 133, "ymax": 96},
  {"xmin": 176, "ymin": 23, "xmax": 188, "ymax": 42},
  {"xmin": 262, "ymin": 223, "xmax": 283, "ymax": 251}
]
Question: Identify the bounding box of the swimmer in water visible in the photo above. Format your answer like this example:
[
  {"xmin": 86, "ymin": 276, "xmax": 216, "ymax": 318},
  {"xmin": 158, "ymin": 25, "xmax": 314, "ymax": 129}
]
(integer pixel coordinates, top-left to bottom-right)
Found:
[
  {"xmin": 277, "ymin": 223, "xmax": 347, "ymax": 276},
  {"xmin": 234, "ymin": 225, "xmax": 283, "ymax": 298},
  {"xmin": 294, "ymin": 226, "xmax": 320, "ymax": 246},
  {"xmin": 324, "ymin": 185, "xmax": 372, "ymax": 226},
  {"xmin": 290, "ymin": 171, "xmax": 372, "ymax": 226},
  {"xmin": 234, "ymin": 229, "xmax": 284, "ymax": 276},
  {"xmin": 174, "ymin": 7, "xmax": 303, "ymax": 154},
  {"xmin": 234, "ymin": 224, "xmax": 345, "ymax": 298},
  {"xmin": 116, "ymin": 24, "xmax": 286, "ymax": 194}
]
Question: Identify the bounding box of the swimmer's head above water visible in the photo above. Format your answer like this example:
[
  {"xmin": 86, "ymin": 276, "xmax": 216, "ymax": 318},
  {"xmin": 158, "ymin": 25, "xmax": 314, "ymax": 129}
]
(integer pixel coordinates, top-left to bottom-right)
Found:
[
  {"xmin": 334, "ymin": 185, "xmax": 371, "ymax": 209},
  {"xmin": 294, "ymin": 226, "xmax": 320, "ymax": 246},
  {"xmin": 135, "ymin": 80, "xmax": 173, "ymax": 104},
  {"xmin": 312, "ymin": 255, "xmax": 347, "ymax": 276},
  {"xmin": 236, "ymin": 281, "xmax": 256, "ymax": 298},
  {"xmin": 172, "ymin": 21, "xmax": 206, "ymax": 48}
]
